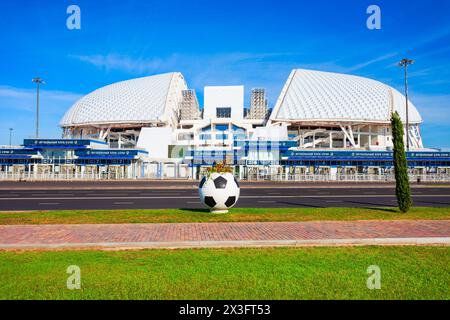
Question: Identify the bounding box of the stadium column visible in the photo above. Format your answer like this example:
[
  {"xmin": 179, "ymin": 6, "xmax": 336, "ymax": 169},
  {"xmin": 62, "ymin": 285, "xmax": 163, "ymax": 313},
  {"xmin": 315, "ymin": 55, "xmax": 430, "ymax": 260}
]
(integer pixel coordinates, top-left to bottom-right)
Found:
[
  {"xmin": 157, "ymin": 162, "xmax": 163, "ymax": 179},
  {"xmin": 138, "ymin": 162, "xmax": 141, "ymax": 178},
  {"xmin": 313, "ymin": 132, "xmax": 316, "ymax": 149}
]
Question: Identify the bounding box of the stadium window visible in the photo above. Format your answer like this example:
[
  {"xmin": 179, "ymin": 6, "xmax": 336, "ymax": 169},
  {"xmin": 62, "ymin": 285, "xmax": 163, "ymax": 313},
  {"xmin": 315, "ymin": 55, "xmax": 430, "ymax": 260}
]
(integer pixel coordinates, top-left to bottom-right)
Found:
[
  {"xmin": 201, "ymin": 125, "xmax": 212, "ymax": 132},
  {"xmin": 216, "ymin": 107, "xmax": 231, "ymax": 118},
  {"xmin": 200, "ymin": 134, "xmax": 211, "ymax": 140},
  {"xmin": 215, "ymin": 124, "xmax": 229, "ymax": 131}
]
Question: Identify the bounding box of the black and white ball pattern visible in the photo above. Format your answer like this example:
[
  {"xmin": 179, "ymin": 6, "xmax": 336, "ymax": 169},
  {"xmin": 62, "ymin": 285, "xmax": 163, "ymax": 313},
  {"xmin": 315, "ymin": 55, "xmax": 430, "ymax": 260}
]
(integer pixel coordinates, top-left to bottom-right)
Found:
[{"xmin": 199, "ymin": 173, "xmax": 240, "ymax": 212}]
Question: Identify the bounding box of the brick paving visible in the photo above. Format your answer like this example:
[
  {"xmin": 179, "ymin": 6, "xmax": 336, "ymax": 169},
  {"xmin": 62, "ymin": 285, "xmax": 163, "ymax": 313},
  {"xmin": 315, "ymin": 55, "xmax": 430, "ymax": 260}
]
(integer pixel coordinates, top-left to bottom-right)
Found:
[{"xmin": 0, "ymin": 220, "xmax": 449, "ymax": 249}]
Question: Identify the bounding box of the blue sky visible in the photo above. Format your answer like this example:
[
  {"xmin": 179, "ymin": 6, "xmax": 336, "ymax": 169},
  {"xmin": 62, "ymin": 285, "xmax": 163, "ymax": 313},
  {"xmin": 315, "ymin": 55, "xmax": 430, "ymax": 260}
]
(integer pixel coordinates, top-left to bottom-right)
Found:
[{"xmin": 1, "ymin": 0, "xmax": 450, "ymax": 147}]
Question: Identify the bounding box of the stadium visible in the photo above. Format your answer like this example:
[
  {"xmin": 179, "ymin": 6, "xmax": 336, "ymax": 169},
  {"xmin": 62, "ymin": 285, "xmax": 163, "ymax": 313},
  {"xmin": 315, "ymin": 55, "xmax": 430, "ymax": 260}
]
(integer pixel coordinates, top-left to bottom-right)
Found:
[{"xmin": 1, "ymin": 69, "xmax": 450, "ymax": 181}]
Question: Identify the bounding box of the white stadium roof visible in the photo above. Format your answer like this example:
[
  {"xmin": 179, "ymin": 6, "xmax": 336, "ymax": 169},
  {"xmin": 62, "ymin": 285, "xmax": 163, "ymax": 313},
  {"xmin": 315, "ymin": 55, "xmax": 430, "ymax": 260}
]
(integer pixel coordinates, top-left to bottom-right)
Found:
[
  {"xmin": 270, "ymin": 69, "xmax": 422, "ymax": 124},
  {"xmin": 60, "ymin": 69, "xmax": 423, "ymax": 129},
  {"xmin": 60, "ymin": 72, "xmax": 187, "ymax": 127}
]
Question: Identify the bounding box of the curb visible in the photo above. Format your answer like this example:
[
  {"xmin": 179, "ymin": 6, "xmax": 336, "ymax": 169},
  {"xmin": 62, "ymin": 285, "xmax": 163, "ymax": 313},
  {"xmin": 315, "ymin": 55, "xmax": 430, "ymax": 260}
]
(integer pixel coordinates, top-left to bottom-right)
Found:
[{"xmin": 1, "ymin": 237, "xmax": 449, "ymax": 251}]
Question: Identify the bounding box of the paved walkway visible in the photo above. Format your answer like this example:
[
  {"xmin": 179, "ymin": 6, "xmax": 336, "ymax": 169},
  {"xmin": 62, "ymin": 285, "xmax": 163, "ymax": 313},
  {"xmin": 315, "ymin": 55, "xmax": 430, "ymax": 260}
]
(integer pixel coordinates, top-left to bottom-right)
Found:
[{"xmin": 1, "ymin": 220, "xmax": 449, "ymax": 250}]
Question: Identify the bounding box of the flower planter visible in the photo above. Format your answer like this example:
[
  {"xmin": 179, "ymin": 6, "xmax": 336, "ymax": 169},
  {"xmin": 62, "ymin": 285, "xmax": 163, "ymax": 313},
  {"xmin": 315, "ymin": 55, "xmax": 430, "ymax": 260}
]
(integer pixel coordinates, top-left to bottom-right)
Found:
[{"xmin": 198, "ymin": 172, "xmax": 240, "ymax": 213}]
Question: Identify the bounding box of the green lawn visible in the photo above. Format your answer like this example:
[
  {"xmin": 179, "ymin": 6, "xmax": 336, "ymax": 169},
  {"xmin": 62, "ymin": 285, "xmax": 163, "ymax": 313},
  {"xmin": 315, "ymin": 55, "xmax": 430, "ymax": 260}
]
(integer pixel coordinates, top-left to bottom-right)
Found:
[
  {"xmin": 0, "ymin": 207, "xmax": 449, "ymax": 225},
  {"xmin": 0, "ymin": 246, "xmax": 448, "ymax": 299}
]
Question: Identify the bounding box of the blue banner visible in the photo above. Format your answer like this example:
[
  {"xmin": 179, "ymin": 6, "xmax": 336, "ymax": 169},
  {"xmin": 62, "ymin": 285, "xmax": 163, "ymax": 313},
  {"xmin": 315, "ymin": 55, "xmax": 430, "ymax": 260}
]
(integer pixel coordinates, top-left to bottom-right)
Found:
[
  {"xmin": 0, "ymin": 149, "xmax": 38, "ymax": 155},
  {"xmin": 234, "ymin": 140, "xmax": 297, "ymax": 149},
  {"xmin": 284, "ymin": 150, "xmax": 450, "ymax": 161},
  {"xmin": 23, "ymin": 139, "xmax": 97, "ymax": 148},
  {"xmin": 75, "ymin": 149, "xmax": 147, "ymax": 159}
]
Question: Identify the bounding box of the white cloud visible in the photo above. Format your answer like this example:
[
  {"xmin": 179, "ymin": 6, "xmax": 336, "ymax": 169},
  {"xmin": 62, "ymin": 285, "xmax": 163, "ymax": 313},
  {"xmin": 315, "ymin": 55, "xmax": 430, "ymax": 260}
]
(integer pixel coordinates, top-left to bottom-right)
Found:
[
  {"xmin": 344, "ymin": 53, "xmax": 399, "ymax": 72},
  {"xmin": 70, "ymin": 54, "xmax": 179, "ymax": 74},
  {"xmin": 412, "ymin": 93, "xmax": 450, "ymax": 124},
  {"xmin": 0, "ymin": 86, "xmax": 83, "ymax": 144},
  {"xmin": 69, "ymin": 52, "xmax": 292, "ymax": 74},
  {"xmin": 70, "ymin": 52, "xmax": 297, "ymax": 105},
  {"xmin": 0, "ymin": 85, "xmax": 82, "ymax": 112},
  {"xmin": 72, "ymin": 51, "xmax": 395, "ymax": 79}
]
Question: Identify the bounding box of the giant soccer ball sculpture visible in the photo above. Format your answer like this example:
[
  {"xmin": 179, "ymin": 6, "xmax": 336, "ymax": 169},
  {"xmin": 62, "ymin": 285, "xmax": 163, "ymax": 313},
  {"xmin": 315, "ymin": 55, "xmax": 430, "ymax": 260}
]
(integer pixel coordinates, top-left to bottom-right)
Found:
[{"xmin": 199, "ymin": 172, "xmax": 240, "ymax": 213}]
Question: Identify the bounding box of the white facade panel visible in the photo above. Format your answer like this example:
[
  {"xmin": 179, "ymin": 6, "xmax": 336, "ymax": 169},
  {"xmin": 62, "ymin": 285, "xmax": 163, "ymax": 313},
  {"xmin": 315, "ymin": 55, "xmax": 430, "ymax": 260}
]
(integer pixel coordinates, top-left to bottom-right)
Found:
[
  {"xmin": 203, "ymin": 86, "xmax": 244, "ymax": 122},
  {"xmin": 137, "ymin": 127, "xmax": 173, "ymax": 159},
  {"xmin": 252, "ymin": 126, "xmax": 288, "ymax": 141}
]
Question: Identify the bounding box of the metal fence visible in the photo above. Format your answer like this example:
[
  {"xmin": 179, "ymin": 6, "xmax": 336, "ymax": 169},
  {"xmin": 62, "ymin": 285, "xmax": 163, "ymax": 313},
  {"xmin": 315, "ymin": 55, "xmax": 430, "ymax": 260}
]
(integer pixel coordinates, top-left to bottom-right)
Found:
[
  {"xmin": 243, "ymin": 173, "xmax": 450, "ymax": 182},
  {"xmin": 0, "ymin": 172, "xmax": 131, "ymax": 181},
  {"xmin": 1, "ymin": 171, "xmax": 450, "ymax": 182}
]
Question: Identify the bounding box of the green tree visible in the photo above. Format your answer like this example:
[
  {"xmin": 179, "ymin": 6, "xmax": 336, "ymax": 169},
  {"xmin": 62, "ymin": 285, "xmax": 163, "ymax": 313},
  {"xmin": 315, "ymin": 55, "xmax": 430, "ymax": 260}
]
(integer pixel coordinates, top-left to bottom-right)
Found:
[{"xmin": 391, "ymin": 111, "xmax": 412, "ymax": 213}]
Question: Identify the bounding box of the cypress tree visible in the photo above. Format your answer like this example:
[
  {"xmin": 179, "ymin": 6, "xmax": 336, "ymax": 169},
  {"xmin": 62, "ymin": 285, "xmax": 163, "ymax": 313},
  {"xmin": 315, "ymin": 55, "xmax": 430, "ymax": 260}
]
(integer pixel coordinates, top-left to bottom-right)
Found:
[{"xmin": 391, "ymin": 111, "xmax": 412, "ymax": 213}]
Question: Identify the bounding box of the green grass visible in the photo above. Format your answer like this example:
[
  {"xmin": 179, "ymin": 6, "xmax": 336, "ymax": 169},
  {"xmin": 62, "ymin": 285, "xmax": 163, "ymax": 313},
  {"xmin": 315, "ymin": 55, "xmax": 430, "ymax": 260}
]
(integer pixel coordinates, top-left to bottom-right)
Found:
[
  {"xmin": 0, "ymin": 207, "xmax": 449, "ymax": 225},
  {"xmin": 0, "ymin": 246, "xmax": 448, "ymax": 299}
]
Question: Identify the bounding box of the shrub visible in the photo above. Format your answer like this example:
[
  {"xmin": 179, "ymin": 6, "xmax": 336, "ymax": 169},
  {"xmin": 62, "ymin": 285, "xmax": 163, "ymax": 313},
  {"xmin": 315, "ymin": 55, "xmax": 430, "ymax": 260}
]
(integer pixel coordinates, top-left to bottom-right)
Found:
[
  {"xmin": 391, "ymin": 111, "xmax": 412, "ymax": 213},
  {"xmin": 206, "ymin": 163, "xmax": 233, "ymax": 178}
]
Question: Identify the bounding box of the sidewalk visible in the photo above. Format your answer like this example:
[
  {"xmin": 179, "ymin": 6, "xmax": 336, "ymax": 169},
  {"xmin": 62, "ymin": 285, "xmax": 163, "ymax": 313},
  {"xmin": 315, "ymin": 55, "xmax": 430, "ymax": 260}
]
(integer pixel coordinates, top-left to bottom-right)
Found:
[{"xmin": 1, "ymin": 220, "xmax": 449, "ymax": 250}]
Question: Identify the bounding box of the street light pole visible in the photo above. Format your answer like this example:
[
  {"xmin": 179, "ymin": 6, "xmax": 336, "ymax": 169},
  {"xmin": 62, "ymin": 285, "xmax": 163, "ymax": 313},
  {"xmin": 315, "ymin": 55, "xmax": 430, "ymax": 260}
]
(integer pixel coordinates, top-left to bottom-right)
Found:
[
  {"xmin": 9, "ymin": 128, "xmax": 13, "ymax": 146},
  {"xmin": 398, "ymin": 58, "xmax": 414, "ymax": 151},
  {"xmin": 32, "ymin": 77, "xmax": 45, "ymax": 139}
]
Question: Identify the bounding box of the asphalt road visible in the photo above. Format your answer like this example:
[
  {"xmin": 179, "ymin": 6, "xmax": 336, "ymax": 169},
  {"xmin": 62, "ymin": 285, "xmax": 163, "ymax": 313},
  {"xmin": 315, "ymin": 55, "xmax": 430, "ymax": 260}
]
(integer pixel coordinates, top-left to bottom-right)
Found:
[{"xmin": 1, "ymin": 186, "xmax": 450, "ymax": 211}]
